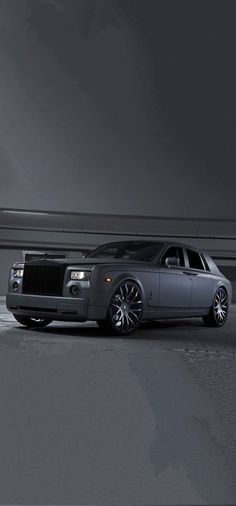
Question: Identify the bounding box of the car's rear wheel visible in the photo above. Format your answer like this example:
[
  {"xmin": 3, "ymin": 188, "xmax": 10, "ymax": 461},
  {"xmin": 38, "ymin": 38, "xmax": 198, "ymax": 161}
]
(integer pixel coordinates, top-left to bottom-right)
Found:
[
  {"xmin": 202, "ymin": 287, "xmax": 228, "ymax": 327},
  {"xmin": 97, "ymin": 280, "xmax": 143, "ymax": 336},
  {"xmin": 13, "ymin": 315, "xmax": 52, "ymax": 328}
]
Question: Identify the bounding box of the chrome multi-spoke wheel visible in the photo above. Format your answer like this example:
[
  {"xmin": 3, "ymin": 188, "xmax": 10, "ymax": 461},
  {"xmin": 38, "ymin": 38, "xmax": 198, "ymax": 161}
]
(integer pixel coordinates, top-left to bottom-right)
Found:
[
  {"xmin": 97, "ymin": 280, "xmax": 143, "ymax": 335},
  {"xmin": 13, "ymin": 315, "xmax": 53, "ymax": 328},
  {"xmin": 203, "ymin": 287, "xmax": 228, "ymax": 327},
  {"xmin": 213, "ymin": 288, "xmax": 228, "ymax": 325}
]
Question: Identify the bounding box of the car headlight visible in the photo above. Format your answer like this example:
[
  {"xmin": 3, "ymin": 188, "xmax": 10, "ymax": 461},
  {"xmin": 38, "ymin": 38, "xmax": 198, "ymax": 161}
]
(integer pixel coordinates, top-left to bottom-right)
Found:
[
  {"xmin": 70, "ymin": 270, "xmax": 91, "ymax": 281},
  {"xmin": 13, "ymin": 268, "xmax": 24, "ymax": 278}
]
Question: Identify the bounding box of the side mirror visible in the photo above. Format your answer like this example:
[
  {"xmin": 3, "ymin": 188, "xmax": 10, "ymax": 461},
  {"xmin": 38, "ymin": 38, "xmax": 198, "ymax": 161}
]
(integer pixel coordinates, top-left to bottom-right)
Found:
[{"xmin": 165, "ymin": 256, "xmax": 180, "ymax": 268}]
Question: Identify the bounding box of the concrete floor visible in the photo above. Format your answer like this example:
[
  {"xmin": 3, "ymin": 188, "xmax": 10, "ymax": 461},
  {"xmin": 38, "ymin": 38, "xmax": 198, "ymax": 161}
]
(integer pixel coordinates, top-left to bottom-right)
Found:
[{"xmin": 0, "ymin": 297, "xmax": 236, "ymax": 504}]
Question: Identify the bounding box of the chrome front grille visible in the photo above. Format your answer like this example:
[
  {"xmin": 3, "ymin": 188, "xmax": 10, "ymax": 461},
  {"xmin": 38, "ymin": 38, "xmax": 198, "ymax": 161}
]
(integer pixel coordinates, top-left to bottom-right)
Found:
[{"xmin": 22, "ymin": 261, "xmax": 65, "ymax": 296}]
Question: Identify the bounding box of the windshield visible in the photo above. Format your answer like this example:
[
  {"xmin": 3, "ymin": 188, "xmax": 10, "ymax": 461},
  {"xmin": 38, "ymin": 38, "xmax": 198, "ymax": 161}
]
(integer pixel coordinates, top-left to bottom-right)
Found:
[{"xmin": 85, "ymin": 241, "xmax": 163, "ymax": 262}]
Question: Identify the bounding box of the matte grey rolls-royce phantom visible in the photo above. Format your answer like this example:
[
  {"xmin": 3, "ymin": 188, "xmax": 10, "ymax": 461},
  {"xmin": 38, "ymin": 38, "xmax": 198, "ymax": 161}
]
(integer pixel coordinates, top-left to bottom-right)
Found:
[{"xmin": 6, "ymin": 241, "xmax": 232, "ymax": 335}]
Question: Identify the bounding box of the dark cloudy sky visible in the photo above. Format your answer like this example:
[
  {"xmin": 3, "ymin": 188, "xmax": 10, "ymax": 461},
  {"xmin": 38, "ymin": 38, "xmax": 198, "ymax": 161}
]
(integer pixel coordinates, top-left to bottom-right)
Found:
[{"xmin": 0, "ymin": 0, "xmax": 235, "ymax": 218}]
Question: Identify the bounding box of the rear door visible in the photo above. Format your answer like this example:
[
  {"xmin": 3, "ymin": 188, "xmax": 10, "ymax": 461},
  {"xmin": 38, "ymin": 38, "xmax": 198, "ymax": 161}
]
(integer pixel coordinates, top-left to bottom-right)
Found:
[
  {"xmin": 185, "ymin": 248, "xmax": 213, "ymax": 308},
  {"xmin": 158, "ymin": 246, "xmax": 192, "ymax": 309}
]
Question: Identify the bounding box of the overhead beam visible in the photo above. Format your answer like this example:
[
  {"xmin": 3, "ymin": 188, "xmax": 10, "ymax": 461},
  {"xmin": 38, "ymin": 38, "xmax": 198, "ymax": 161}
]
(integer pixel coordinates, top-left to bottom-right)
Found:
[{"xmin": 1, "ymin": 207, "xmax": 236, "ymax": 257}]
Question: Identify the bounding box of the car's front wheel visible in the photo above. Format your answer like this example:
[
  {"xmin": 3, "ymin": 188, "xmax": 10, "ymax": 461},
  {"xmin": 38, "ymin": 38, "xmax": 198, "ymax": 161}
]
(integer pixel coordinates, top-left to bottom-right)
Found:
[
  {"xmin": 202, "ymin": 287, "xmax": 228, "ymax": 327},
  {"xmin": 13, "ymin": 315, "xmax": 53, "ymax": 328},
  {"xmin": 97, "ymin": 280, "xmax": 143, "ymax": 336}
]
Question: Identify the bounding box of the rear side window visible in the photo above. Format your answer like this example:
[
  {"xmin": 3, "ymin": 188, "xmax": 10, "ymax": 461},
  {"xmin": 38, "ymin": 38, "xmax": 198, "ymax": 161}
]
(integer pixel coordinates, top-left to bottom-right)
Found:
[
  {"xmin": 186, "ymin": 249, "xmax": 205, "ymax": 270},
  {"xmin": 201, "ymin": 254, "xmax": 210, "ymax": 271}
]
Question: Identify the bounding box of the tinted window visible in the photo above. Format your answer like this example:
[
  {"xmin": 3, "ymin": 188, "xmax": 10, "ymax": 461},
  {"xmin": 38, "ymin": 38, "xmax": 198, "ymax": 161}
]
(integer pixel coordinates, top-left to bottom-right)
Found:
[
  {"xmin": 89, "ymin": 246, "xmax": 117, "ymax": 259},
  {"xmin": 86, "ymin": 241, "xmax": 163, "ymax": 262},
  {"xmin": 186, "ymin": 249, "xmax": 205, "ymax": 270},
  {"xmin": 201, "ymin": 254, "xmax": 210, "ymax": 271},
  {"xmin": 161, "ymin": 247, "xmax": 185, "ymax": 267}
]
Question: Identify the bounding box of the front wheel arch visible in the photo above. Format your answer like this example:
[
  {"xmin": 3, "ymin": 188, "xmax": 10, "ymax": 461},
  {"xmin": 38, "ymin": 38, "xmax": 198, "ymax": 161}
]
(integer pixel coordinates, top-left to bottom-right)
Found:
[
  {"xmin": 99, "ymin": 278, "xmax": 144, "ymax": 336},
  {"xmin": 108, "ymin": 275, "xmax": 145, "ymax": 304}
]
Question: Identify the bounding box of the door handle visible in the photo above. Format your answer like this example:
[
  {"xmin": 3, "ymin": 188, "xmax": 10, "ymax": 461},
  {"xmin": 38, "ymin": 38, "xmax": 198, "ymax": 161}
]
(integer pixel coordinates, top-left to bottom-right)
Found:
[{"xmin": 182, "ymin": 271, "xmax": 199, "ymax": 276}]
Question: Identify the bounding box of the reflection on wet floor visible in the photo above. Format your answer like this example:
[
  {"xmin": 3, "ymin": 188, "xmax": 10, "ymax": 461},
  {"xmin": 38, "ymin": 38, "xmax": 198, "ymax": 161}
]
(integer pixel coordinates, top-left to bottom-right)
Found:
[
  {"xmin": 1, "ymin": 312, "xmax": 236, "ymax": 359},
  {"xmin": 0, "ymin": 301, "xmax": 236, "ymax": 503},
  {"xmin": 128, "ymin": 348, "xmax": 236, "ymax": 504}
]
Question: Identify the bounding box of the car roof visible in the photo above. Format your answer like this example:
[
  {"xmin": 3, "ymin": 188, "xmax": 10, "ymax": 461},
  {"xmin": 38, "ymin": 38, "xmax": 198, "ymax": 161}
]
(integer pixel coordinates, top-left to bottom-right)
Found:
[
  {"xmin": 160, "ymin": 241, "xmax": 200, "ymax": 251},
  {"xmin": 85, "ymin": 240, "xmax": 223, "ymax": 275},
  {"xmin": 96, "ymin": 239, "xmax": 202, "ymax": 252}
]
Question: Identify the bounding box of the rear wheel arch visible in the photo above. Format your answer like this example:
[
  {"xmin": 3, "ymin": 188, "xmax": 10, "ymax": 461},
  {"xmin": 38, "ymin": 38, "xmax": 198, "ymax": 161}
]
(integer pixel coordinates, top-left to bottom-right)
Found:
[
  {"xmin": 203, "ymin": 285, "xmax": 228, "ymax": 327},
  {"xmin": 211, "ymin": 283, "xmax": 228, "ymax": 305}
]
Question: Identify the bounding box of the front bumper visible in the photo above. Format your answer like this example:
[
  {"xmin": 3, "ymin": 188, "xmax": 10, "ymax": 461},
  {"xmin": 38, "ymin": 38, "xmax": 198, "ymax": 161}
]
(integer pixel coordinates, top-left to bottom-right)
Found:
[{"xmin": 6, "ymin": 293, "xmax": 88, "ymax": 322}]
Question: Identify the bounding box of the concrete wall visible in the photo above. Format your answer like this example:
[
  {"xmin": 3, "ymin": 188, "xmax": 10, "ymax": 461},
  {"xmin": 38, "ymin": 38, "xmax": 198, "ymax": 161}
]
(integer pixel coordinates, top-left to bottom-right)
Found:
[
  {"xmin": 219, "ymin": 266, "xmax": 236, "ymax": 303},
  {"xmin": 0, "ymin": 1, "xmax": 235, "ymax": 219},
  {"xmin": 0, "ymin": 250, "xmax": 23, "ymax": 296}
]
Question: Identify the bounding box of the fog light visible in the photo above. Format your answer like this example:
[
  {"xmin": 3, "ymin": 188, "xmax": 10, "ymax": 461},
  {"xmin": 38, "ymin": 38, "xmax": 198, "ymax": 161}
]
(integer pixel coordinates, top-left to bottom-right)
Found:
[
  {"xmin": 13, "ymin": 282, "xmax": 19, "ymax": 292},
  {"xmin": 70, "ymin": 285, "xmax": 80, "ymax": 297}
]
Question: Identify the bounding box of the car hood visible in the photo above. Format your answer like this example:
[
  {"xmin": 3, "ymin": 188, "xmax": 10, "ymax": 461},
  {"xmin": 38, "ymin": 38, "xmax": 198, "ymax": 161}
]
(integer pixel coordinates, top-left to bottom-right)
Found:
[{"xmin": 21, "ymin": 257, "xmax": 152, "ymax": 267}]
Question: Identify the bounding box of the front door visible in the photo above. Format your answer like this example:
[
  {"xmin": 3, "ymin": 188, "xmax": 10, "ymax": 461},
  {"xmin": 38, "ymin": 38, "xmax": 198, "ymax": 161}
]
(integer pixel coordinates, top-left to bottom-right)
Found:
[{"xmin": 158, "ymin": 246, "xmax": 192, "ymax": 309}]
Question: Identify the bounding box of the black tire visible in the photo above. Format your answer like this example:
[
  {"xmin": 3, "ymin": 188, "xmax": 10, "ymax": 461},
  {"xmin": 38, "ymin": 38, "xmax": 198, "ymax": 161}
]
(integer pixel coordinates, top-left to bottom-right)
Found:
[
  {"xmin": 13, "ymin": 315, "xmax": 52, "ymax": 328},
  {"xmin": 96, "ymin": 319, "xmax": 110, "ymax": 333},
  {"xmin": 202, "ymin": 287, "xmax": 228, "ymax": 327},
  {"xmin": 99, "ymin": 280, "xmax": 143, "ymax": 336}
]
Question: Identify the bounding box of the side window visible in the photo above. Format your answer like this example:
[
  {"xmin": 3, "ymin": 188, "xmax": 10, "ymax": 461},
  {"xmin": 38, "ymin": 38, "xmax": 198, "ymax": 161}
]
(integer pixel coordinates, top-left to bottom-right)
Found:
[
  {"xmin": 161, "ymin": 247, "xmax": 185, "ymax": 267},
  {"xmin": 201, "ymin": 253, "xmax": 210, "ymax": 271},
  {"xmin": 186, "ymin": 249, "xmax": 205, "ymax": 270}
]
